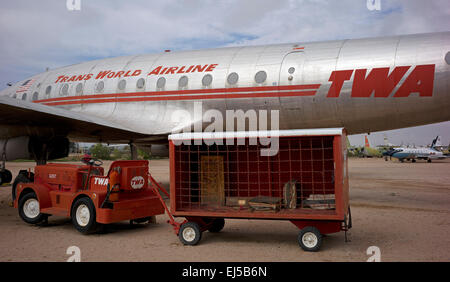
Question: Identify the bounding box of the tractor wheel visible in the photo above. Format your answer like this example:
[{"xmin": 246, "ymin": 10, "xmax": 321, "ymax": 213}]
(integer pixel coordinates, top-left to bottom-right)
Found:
[
  {"xmin": 179, "ymin": 222, "xmax": 202, "ymax": 245},
  {"xmin": 12, "ymin": 171, "xmax": 34, "ymax": 201},
  {"xmin": 298, "ymin": 226, "xmax": 322, "ymax": 252},
  {"xmin": 71, "ymin": 197, "xmax": 98, "ymax": 234},
  {"xmin": 18, "ymin": 192, "xmax": 48, "ymax": 224},
  {"xmin": 207, "ymin": 218, "xmax": 225, "ymax": 233}
]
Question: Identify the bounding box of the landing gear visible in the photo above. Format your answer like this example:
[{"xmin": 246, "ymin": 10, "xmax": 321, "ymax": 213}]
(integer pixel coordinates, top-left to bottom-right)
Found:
[
  {"xmin": 0, "ymin": 152, "xmax": 12, "ymax": 185},
  {"xmin": 0, "ymin": 169, "xmax": 12, "ymax": 185},
  {"xmin": 427, "ymin": 159, "xmax": 432, "ymax": 163}
]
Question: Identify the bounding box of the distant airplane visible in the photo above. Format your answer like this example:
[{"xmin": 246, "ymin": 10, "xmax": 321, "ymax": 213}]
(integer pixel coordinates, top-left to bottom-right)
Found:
[
  {"xmin": 361, "ymin": 135, "xmax": 382, "ymax": 158},
  {"xmin": 384, "ymin": 136, "xmax": 448, "ymax": 162}
]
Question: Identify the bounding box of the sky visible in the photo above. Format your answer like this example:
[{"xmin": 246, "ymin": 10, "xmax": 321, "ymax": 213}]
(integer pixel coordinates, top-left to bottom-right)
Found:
[{"xmin": 0, "ymin": 0, "xmax": 449, "ymax": 146}]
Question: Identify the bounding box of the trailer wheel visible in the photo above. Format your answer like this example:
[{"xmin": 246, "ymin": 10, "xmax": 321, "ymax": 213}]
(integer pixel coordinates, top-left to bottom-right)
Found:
[
  {"xmin": 71, "ymin": 197, "xmax": 98, "ymax": 234},
  {"xmin": 208, "ymin": 218, "xmax": 225, "ymax": 233},
  {"xmin": 298, "ymin": 226, "xmax": 322, "ymax": 252},
  {"xmin": 18, "ymin": 192, "xmax": 47, "ymax": 224},
  {"xmin": 179, "ymin": 222, "xmax": 202, "ymax": 245}
]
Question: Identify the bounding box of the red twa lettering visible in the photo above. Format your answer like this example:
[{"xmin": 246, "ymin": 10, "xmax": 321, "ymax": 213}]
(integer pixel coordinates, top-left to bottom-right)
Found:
[
  {"xmin": 327, "ymin": 64, "xmax": 435, "ymax": 98},
  {"xmin": 352, "ymin": 66, "xmax": 410, "ymax": 97},
  {"xmin": 394, "ymin": 65, "xmax": 435, "ymax": 97},
  {"xmin": 327, "ymin": 70, "xmax": 353, "ymax": 97}
]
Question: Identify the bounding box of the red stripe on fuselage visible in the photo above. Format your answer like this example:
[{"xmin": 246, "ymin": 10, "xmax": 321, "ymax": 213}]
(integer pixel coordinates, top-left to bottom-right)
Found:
[
  {"xmin": 42, "ymin": 90, "xmax": 318, "ymax": 106},
  {"xmin": 34, "ymin": 84, "xmax": 321, "ymax": 104}
]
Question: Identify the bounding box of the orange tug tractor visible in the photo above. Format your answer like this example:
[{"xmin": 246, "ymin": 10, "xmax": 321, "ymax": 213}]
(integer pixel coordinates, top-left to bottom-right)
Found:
[{"xmin": 13, "ymin": 159, "xmax": 165, "ymax": 234}]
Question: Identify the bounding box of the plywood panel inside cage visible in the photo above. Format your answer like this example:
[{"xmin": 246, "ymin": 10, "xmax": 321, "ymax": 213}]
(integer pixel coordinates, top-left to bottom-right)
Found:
[{"xmin": 200, "ymin": 155, "xmax": 224, "ymax": 207}]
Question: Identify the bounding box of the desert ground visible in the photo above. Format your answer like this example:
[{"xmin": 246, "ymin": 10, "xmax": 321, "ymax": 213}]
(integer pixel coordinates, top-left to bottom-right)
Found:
[{"xmin": 0, "ymin": 158, "xmax": 449, "ymax": 262}]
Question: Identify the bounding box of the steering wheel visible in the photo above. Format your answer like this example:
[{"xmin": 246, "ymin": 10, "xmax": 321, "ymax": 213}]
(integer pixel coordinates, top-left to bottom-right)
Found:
[{"xmin": 88, "ymin": 158, "xmax": 103, "ymax": 167}]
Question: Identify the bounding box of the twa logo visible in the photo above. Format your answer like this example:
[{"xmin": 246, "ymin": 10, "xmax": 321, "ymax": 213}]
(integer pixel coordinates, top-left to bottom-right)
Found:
[
  {"xmin": 94, "ymin": 177, "xmax": 108, "ymax": 186},
  {"xmin": 327, "ymin": 64, "xmax": 435, "ymax": 98},
  {"xmin": 130, "ymin": 176, "xmax": 145, "ymax": 189}
]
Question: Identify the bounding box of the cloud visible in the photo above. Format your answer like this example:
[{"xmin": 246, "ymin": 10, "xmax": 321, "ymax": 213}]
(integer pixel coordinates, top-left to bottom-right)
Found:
[{"xmin": 0, "ymin": 0, "xmax": 448, "ymax": 82}]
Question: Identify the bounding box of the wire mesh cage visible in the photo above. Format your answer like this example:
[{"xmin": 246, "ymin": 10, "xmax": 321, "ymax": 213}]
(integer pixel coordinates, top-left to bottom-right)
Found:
[{"xmin": 170, "ymin": 129, "xmax": 347, "ymax": 218}]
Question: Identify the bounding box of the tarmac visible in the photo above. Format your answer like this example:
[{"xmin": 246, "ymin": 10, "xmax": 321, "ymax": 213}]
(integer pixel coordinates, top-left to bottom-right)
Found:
[{"xmin": 0, "ymin": 158, "xmax": 449, "ymax": 262}]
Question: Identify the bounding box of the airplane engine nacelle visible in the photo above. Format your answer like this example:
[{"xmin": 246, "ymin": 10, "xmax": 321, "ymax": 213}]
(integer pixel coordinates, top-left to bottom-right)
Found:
[
  {"xmin": 0, "ymin": 136, "xmax": 31, "ymax": 161},
  {"xmin": 0, "ymin": 136, "xmax": 69, "ymax": 161}
]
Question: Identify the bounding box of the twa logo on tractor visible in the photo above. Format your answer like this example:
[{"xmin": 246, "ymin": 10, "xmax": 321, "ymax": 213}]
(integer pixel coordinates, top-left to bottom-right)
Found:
[
  {"xmin": 94, "ymin": 177, "xmax": 108, "ymax": 186},
  {"xmin": 131, "ymin": 176, "xmax": 145, "ymax": 189}
]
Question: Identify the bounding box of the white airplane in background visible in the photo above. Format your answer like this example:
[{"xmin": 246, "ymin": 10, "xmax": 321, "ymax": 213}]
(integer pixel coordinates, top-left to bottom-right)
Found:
[
  {"xmin": 384, "ymin": 136, "xmax": 448, "ymax": 162},
  {"xmin": 0, "ymin": 31, "xmax": 449, "ymax": 186}
]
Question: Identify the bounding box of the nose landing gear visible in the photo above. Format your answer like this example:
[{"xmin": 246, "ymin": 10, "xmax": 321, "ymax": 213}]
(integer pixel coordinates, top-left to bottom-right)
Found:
[{"xmin": 0, "ymin": 154, "xmax": 12, "ymax": 185}]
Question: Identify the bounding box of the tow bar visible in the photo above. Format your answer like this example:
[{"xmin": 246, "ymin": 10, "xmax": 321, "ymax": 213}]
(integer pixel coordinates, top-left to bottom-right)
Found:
[{"xmin": 148, "ymin": 173, "xmax": 186, "ymax": 235}]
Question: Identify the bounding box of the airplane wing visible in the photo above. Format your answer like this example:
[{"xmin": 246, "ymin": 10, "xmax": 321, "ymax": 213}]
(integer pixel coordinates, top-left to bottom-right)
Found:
[{"xmin": 0, "ymin": 96, "xmax": 160, "ymax": 143}]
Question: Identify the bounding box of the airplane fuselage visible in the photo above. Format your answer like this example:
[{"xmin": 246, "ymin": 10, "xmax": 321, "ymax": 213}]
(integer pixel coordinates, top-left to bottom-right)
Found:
[
  {"xmin": 1, "ymin": 31, "xmax": 450, "ymax": 141},
  {"xmin": 391, "ymin": 147, "xmax": 445, "ymax": 161}
]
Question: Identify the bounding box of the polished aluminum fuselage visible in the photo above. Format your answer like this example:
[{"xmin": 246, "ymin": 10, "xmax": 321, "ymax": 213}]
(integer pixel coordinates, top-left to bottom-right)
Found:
[{"xmin": 1, "ymin": 32, "xmax": 449, "ymax": 140}]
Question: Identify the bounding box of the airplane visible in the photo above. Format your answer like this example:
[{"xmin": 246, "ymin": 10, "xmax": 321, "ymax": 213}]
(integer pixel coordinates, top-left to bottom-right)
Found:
[
  {"xmin": 361, "ymin": 135, "xmax": 382, "ymax": 158},
  {"xmin": 384, "ymin": 136, "xmax": 448, "ymax": 162},
  {"xmin": 0, "ymin": 31, "xmax": 450, "ymax": 187},
  {"xmin": 376, "ymin": 134, "xmax": 398, "ymax": 151}
]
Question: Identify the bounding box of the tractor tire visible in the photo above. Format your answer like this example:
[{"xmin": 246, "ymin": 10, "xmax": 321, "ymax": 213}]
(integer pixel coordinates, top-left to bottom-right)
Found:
[
  {"xmin": 207, "ymin": 218, "xmax": 225, "ymax": 233},
  {"xmin": 179, "ymin": 222, "xmax": 202, "ymax": 246},
  {"xmin": 71, "ymin": 197, "xmax": 98, "ymax": 234},
  {"xmin": 18, "ymin": 192, "xmax": 48, "ymax": 224},
  {"xmin": 12, "ymin": 171, "xmax": 34, "ymax": 201},
  {"xmin": 298, "ymin": 226, "xmax": 322, "ymax": 252}
]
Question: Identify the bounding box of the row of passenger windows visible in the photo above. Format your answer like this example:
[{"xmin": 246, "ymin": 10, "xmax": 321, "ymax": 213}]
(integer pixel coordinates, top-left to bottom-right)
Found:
[{"xmin": 13, "ymin": 68, "xmax": 298, "ymax": 101}]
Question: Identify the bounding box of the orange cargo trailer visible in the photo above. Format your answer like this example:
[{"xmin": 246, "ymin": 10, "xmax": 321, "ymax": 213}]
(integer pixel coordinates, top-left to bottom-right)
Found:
[{"xmin": 165, "ymin": 128, "xmax": 351, "ymax": 251}]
